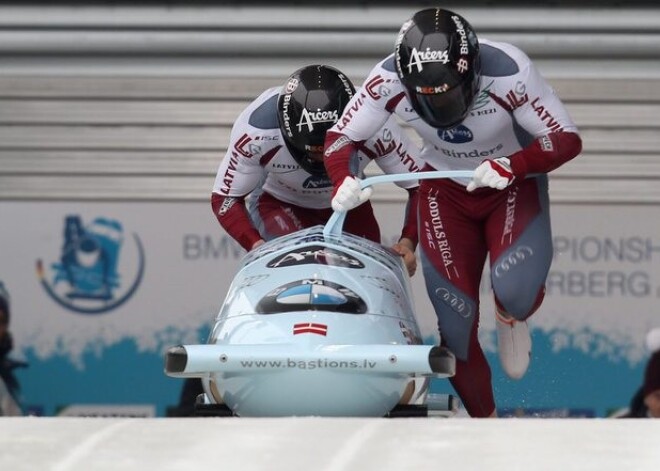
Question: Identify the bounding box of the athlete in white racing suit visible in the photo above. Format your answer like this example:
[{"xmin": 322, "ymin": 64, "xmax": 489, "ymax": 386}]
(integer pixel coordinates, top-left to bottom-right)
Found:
[
  {"xmin": 324, "ymin": 9, "xmax": 583, "ymax": 417},
  {"xmin": 212, "ymin": 65, "xmax": 425, "ymax": 275}
]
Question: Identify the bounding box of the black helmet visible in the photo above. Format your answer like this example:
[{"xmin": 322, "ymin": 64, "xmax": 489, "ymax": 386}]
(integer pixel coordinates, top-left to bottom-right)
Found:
[
  {"xmin": 394, "ymin": 8, "xmax": 481, "ymax": 129},
  {"xmin": 277, "ymin": 65, "xmax": 355, "ymax": 175}
]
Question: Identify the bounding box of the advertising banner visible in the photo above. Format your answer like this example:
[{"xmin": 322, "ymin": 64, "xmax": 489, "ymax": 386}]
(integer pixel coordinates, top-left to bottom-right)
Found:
[{"xmin": 0, "ymin": 201, "xmax": 658, "ymax": 417}]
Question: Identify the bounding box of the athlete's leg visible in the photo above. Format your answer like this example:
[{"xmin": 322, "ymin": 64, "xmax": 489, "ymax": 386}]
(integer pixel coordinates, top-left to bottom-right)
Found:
[
  {"xmin": 418, "ymin": 180, "xmax": 495, "ymax": 417},
  {"xmin": 451, "ymin": 320, "xmax": 495, "ymax": 416},
  {"xmin": 343, "ymin": 201, "xmax": 381, "ymax": 243},
  {"xmin": 250, "ymin": 192, "xmax": 325, "ymax": 240},
  {"xmin": 252, "ymin": 192, "xmax": 379, "ymax": 242},
  {"xmin": 486, "ymin": 175, "xmax": 553, "ymax": 319},
  {"xmin": 485, "ymin": 175, "xmax": 553, "ymax": 378}
]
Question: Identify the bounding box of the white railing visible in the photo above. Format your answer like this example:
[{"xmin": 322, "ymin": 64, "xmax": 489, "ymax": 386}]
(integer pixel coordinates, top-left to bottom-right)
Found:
[{"xmin": 0, "ymin": 5, "xmax": 659, "ymax": 203}]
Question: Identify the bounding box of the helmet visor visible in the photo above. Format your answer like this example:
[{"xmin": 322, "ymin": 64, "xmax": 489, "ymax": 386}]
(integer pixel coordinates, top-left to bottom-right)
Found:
[{"xmin": 409, "ymin": 82, "xmax": 474, "ymax": 129}]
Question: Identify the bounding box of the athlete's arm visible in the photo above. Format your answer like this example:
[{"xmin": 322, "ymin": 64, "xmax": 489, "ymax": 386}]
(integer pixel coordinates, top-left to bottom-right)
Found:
[
  {"xmin": 211, "ymin": 193, "xmax": 263, "ymax": 251},
  {"xmin": 324, "ymin": 60, "xmax": 401, "ymax": 186},
  {"xmin": 504, "ymin": 58, "xmax": 582, "ymax": 178},
  {"xmin": 391, "ymin": 236, "xmax": 417, "ymax": 277},
  {"xmin": 211, "ymin": 116, "xmax": 269, "ymax": 250},
  {"xmin": 364, "ymin": 116, "xmax": 424, "ymax": 245}
]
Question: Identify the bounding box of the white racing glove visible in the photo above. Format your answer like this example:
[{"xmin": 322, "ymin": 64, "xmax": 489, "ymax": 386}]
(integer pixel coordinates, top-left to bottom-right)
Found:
[
  {"xmin": 331, "ymin": 176, "xmax": 373, "ymax": 212},
  {"xmin": 466, "ymin": 157, "xmax": 515, "ymax": 192}
]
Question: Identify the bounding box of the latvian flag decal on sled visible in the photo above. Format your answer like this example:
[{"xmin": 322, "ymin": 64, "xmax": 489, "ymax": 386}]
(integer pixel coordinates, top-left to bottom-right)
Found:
[{"xmin": 293, "ymin": 322, "xmax": 328, "ymax": 336}]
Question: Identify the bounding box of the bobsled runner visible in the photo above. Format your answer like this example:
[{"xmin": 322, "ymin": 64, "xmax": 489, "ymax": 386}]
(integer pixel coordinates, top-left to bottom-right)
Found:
[{"xmin": 164, "ymin": 171, "xmax": 473, "ymax": 417}]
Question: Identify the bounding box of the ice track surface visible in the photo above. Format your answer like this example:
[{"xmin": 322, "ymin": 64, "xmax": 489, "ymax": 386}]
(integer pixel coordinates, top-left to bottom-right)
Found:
[{"xmin": 1, "ymin": 417, "xmax": 660, "ymax": 471}]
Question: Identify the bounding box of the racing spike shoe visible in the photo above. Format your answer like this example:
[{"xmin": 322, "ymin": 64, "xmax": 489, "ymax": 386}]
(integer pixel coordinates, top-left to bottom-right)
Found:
[{"xmin": 496, "ymin": 311, "xmax": 531, "ymax": 379}]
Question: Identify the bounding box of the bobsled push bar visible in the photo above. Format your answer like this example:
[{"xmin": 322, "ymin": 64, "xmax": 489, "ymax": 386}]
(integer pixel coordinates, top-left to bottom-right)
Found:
[
  {"xmin": 165, "ymin": 343, "xmax": 455, "ymax": 378},
  {"xmin": 323, "ymin": 170, "xmax": 474, "ymax": 238}
]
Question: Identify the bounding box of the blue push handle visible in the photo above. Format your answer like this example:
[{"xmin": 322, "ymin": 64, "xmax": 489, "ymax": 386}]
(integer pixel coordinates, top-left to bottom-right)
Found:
[{"xmin": 322, "ymin": 170, "xmax": 474, "ymax": 238}]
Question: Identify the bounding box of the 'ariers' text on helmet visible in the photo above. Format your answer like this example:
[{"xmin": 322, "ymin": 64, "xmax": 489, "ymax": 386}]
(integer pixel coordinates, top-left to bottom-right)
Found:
[
  {"xmin": 277, "ymin": 65, "xmax": 355, "ymax": 176},
  {"xmin": 394, "ymin": 8, "xmax": 481, "ymax": 130}
]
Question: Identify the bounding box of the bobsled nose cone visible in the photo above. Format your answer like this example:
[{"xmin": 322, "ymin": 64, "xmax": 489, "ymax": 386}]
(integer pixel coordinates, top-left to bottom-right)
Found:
[{"xmin": 165, "ymin": 345, "xmax": 188, "ymax": 373}]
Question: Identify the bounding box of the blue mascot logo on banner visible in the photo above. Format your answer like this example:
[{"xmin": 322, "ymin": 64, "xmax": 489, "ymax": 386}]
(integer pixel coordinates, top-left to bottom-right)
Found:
[{"xmin": 36, "ymin": 215, "xmax": 145, "ymax": 314}]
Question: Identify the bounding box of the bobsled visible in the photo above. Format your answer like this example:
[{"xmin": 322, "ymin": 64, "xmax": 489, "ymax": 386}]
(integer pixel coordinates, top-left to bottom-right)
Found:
[{"xmin": 164, "ymin": 171, "xmax": 473, "ymax": 417}]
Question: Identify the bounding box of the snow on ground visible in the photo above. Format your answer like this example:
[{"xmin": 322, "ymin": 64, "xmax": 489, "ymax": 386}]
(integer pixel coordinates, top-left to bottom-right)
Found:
[{"xmin": 1, "ymin": 417, "xmax": 659, "ymax": 471}]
